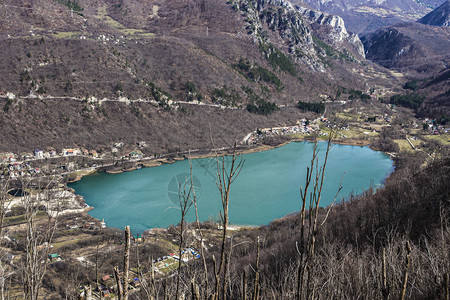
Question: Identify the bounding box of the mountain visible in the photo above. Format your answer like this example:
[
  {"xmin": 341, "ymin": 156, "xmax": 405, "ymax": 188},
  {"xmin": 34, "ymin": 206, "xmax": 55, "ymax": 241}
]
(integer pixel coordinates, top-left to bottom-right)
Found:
[
  {"xmin": 416, "ymin": 69, "xmax": 450, "ymax": 118},
  {"xmin": 0, "ymin": 0, "xmax": 397, "ymax": 153},
  {"xmin": 292, "ymin": 0, "xmax": 446, "ymax": 34},
  {"xmin": 419, "ymin": 0, "xmax": 450, "ymax": 27},
  {"xmin": 362, "ymin": 22, "xmax": 450, "ymax": 76}
]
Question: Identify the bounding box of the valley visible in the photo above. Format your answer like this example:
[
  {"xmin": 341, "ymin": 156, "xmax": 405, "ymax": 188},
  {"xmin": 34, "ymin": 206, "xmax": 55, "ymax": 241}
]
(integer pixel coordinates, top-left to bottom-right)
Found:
[{"xmin": 0, "ymin": 0, "xmax": 449, "ymax": 299}]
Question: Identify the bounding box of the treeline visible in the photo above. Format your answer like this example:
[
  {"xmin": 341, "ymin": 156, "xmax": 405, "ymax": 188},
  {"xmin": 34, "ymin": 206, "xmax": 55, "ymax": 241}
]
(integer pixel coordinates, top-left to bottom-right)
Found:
[
  {"xmin": 296, "ymin": 101, "xmax": 325, "ymax": 114},
  {"xmin": 55, "ymin": 0, "xmax": 83, "ymax": 13},
  {"xmin": 336, "ymin": 86, "xmax": 371, "ymax": 100},
  {"xmin": 235, "ymin": 59, "xmax": 282, "ymax": 89},
  {"xmin": 246, "ymin": 99, "xmax": 278, "ymax": 115},
  {"xmin": 259, "ymin": 43, "xmax": 298, "ymax": 77},
  {"xmin": 390, "ymin": 93, "xmax": 426, "ymax": 109},
  {"xmin": 244, "ymin": 86, "xmax": 278, "ymax": 115}
]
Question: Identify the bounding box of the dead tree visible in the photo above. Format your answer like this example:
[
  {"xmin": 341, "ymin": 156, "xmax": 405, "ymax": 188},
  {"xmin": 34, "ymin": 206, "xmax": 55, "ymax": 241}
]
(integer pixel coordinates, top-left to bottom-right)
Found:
[
  {"xmin": 0, "ymin": 179, "xmax": 9, "ymax": 300},
  {"xmin": 20, "ymin": 178, "xmax": 60, "ymax": 300},
  {"xmin": 400, "ymin": 241, "xmax": 411, "ymax": 300},
  {"xmin": 213, "ymin": 142, "xmax": 244, "ymax": 299},
  {"xmin": 296, "ymin": 135, "xmax": 342, "ymax": 300},
  {"xmin": 124, "ymin": 226, "xmax": 131, "ymax": 300},
  {"xmin": 175, "ymin": 170, "xmax": 195, "ymax": 299}
]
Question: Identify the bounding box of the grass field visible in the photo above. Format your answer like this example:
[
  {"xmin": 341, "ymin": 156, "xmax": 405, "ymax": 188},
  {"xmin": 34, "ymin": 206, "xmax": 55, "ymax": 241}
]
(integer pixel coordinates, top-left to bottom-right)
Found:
[
  {"xmin": 156, "ymin": 257, "xmax": 180, "ymax": 274},
  {"xmin": 4, "ymin": 211, "xmax": 47, "ymax": 226},
  {"xmin": 423, "ymin": 134, "xmax": 450, "ymax": 145},
  {"xmin": 95, "ymin": 5, "xmax": 156, "ymax": 38},
  {"xmin": 53, "ymin": 31, "xmax": 80, "ymax": 39}
]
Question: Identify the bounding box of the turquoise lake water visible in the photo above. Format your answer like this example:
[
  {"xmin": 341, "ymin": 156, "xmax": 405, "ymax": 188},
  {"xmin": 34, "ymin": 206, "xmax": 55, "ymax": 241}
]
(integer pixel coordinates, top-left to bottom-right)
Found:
[{"xmin": 69, "ymin": 142, "xmax": 394, "ymax": 233}]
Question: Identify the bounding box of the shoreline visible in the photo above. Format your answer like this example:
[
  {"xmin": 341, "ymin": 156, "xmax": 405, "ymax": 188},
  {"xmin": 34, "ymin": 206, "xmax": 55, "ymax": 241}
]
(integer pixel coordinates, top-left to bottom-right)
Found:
[
  {"xmin": 70, "ymin": 136, "xmax": 384, "ymax": 182},
  {"xmin": 67, "ymin": 135, "xmax": 395, "ymax": 233}
]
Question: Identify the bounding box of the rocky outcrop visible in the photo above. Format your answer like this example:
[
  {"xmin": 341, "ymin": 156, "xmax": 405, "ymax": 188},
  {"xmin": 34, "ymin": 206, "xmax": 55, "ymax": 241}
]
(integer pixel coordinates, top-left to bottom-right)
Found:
[{"xmin": 296, "ymin": 7, "xmax": 366, "ymax": 58}]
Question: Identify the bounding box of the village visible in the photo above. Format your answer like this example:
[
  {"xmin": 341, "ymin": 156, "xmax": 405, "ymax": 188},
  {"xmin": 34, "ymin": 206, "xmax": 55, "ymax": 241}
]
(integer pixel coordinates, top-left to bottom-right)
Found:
[
  {"xmin": 75, "ymin": 244, "xmax": 203, "ymax": 299},
  {"xmin": 1, "ymin": 112, "xmax": 449, "ymax": 181}
]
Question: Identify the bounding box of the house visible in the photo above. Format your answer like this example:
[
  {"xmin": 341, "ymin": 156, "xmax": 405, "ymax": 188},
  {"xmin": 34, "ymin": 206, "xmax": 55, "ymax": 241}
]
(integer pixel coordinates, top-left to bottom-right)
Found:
[
  {"xmin": 132, "ymin": 278, "xmax": 141, "ymax": 287},
  {"xmin": 137, "ymin": 141, "xmax": 147, "ymax": 148},
  {"xmin": 89, "ymin": 150, "xmax": 99, "ymax": 158},
  {"xmin": 101, "ymin": 289, "xmax": 110, "ymax": 297},
  {"xmin": 63, "ymin": 148, "xmax": 81, "ymax": 156},
  {"xmin": 63, "ymin": 149, "xmax": 74, "ymax": 156},
  {"xmin": 129, "ymin": 151, "xmax": 143, "ymax": 159},
  {"xmin": 48, "ymin": 253, "xmax": 60, "ymax": 262},
  {"xmin": 33, "ymin": 149, "xmax": 44, "ymax": 159},
  {"xmin": 101, "ymin": 275, "xmax": 111, "ymax": 282},
  {"xmin": 132, "ymin": 234, "xmax": 142, "ymax": 243}
]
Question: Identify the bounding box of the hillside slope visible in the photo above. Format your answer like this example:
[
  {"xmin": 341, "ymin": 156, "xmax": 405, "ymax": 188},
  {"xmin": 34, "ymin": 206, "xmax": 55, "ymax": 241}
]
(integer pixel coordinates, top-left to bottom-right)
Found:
[
  {"xmin": 419, "ymin": 0, "xmax": 450, "ymax": 27},
  {"xmin": 0, "ymin": 0, "xmax": 398, "ymax": 153},
  {"xmin": 362, "ymin": 22, "xmax": 450, "ymax": 76}
]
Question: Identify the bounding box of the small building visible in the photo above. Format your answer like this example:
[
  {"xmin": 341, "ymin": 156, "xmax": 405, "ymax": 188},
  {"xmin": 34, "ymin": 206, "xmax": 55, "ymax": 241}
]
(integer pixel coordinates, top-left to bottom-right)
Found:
[
  {"xmin": 89, "ymin": 150, "xmax": 99, "ymax": 158},
  {"xmin": 48, "ymin": 253, "xmax": 60, "ymax": 262},
  {"xmin": 34, "ymin": 149, "xmax": 44, "ymax": 159},
  {"xmin": 101, "ymin": 289, "xmax": 110, "ymax": 297},
  {"xmin": 63, "ymin": 149, "xmax": 74, "ymax": 156},
  {"xmin": 129, "ymin": 151, "xmax": 143, "ymax": 159},
  {"xmin": 132, "ymin": 234, "xmax": 143, "ymax": 243},
  {"xmin": 132, "ymin": 278, "xmax": 141, "ymax": 287}
]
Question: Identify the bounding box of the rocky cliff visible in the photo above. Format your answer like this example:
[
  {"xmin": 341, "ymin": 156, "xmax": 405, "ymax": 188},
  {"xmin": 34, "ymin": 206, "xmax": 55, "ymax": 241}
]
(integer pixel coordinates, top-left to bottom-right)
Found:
[
  {"xmin": 228, "ymin": 0, "xmax": 365, "ymax": 72},
  {"xmin": 296, "ymin": 6, "xmax": 366, "ymax": 58}
]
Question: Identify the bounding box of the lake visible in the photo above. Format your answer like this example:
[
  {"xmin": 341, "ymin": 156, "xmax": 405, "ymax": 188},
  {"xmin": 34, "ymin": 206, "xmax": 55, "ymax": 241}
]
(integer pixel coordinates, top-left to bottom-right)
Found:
[{"xmin": 69, "ymin": 142, "xmax": 394, "ymax": 233}]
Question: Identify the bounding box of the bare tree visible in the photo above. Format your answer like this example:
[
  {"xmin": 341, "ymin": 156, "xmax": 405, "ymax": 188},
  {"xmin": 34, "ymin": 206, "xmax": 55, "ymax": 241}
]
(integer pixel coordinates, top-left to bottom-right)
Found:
[
  {"xmin": 213, "ymin": 142, "xmax": 244, "ymax": 300},
  {"xmin": 175, "ymin": 169, "xmax": 195, "ymax": 299},
  {"xmin": 124, "ymin": 226, "xmax": 131, "ymax": 300},
  {"xmin": 0, "ymin": 179, "xmax": 10, "ymax": 300},
  {"xmin": 296, "ymin": 135, "xmax": 342, "ymax": 300},
  {"xmin": 20, "ymin": 178, "xmax": 60, "ymax": 300}
]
